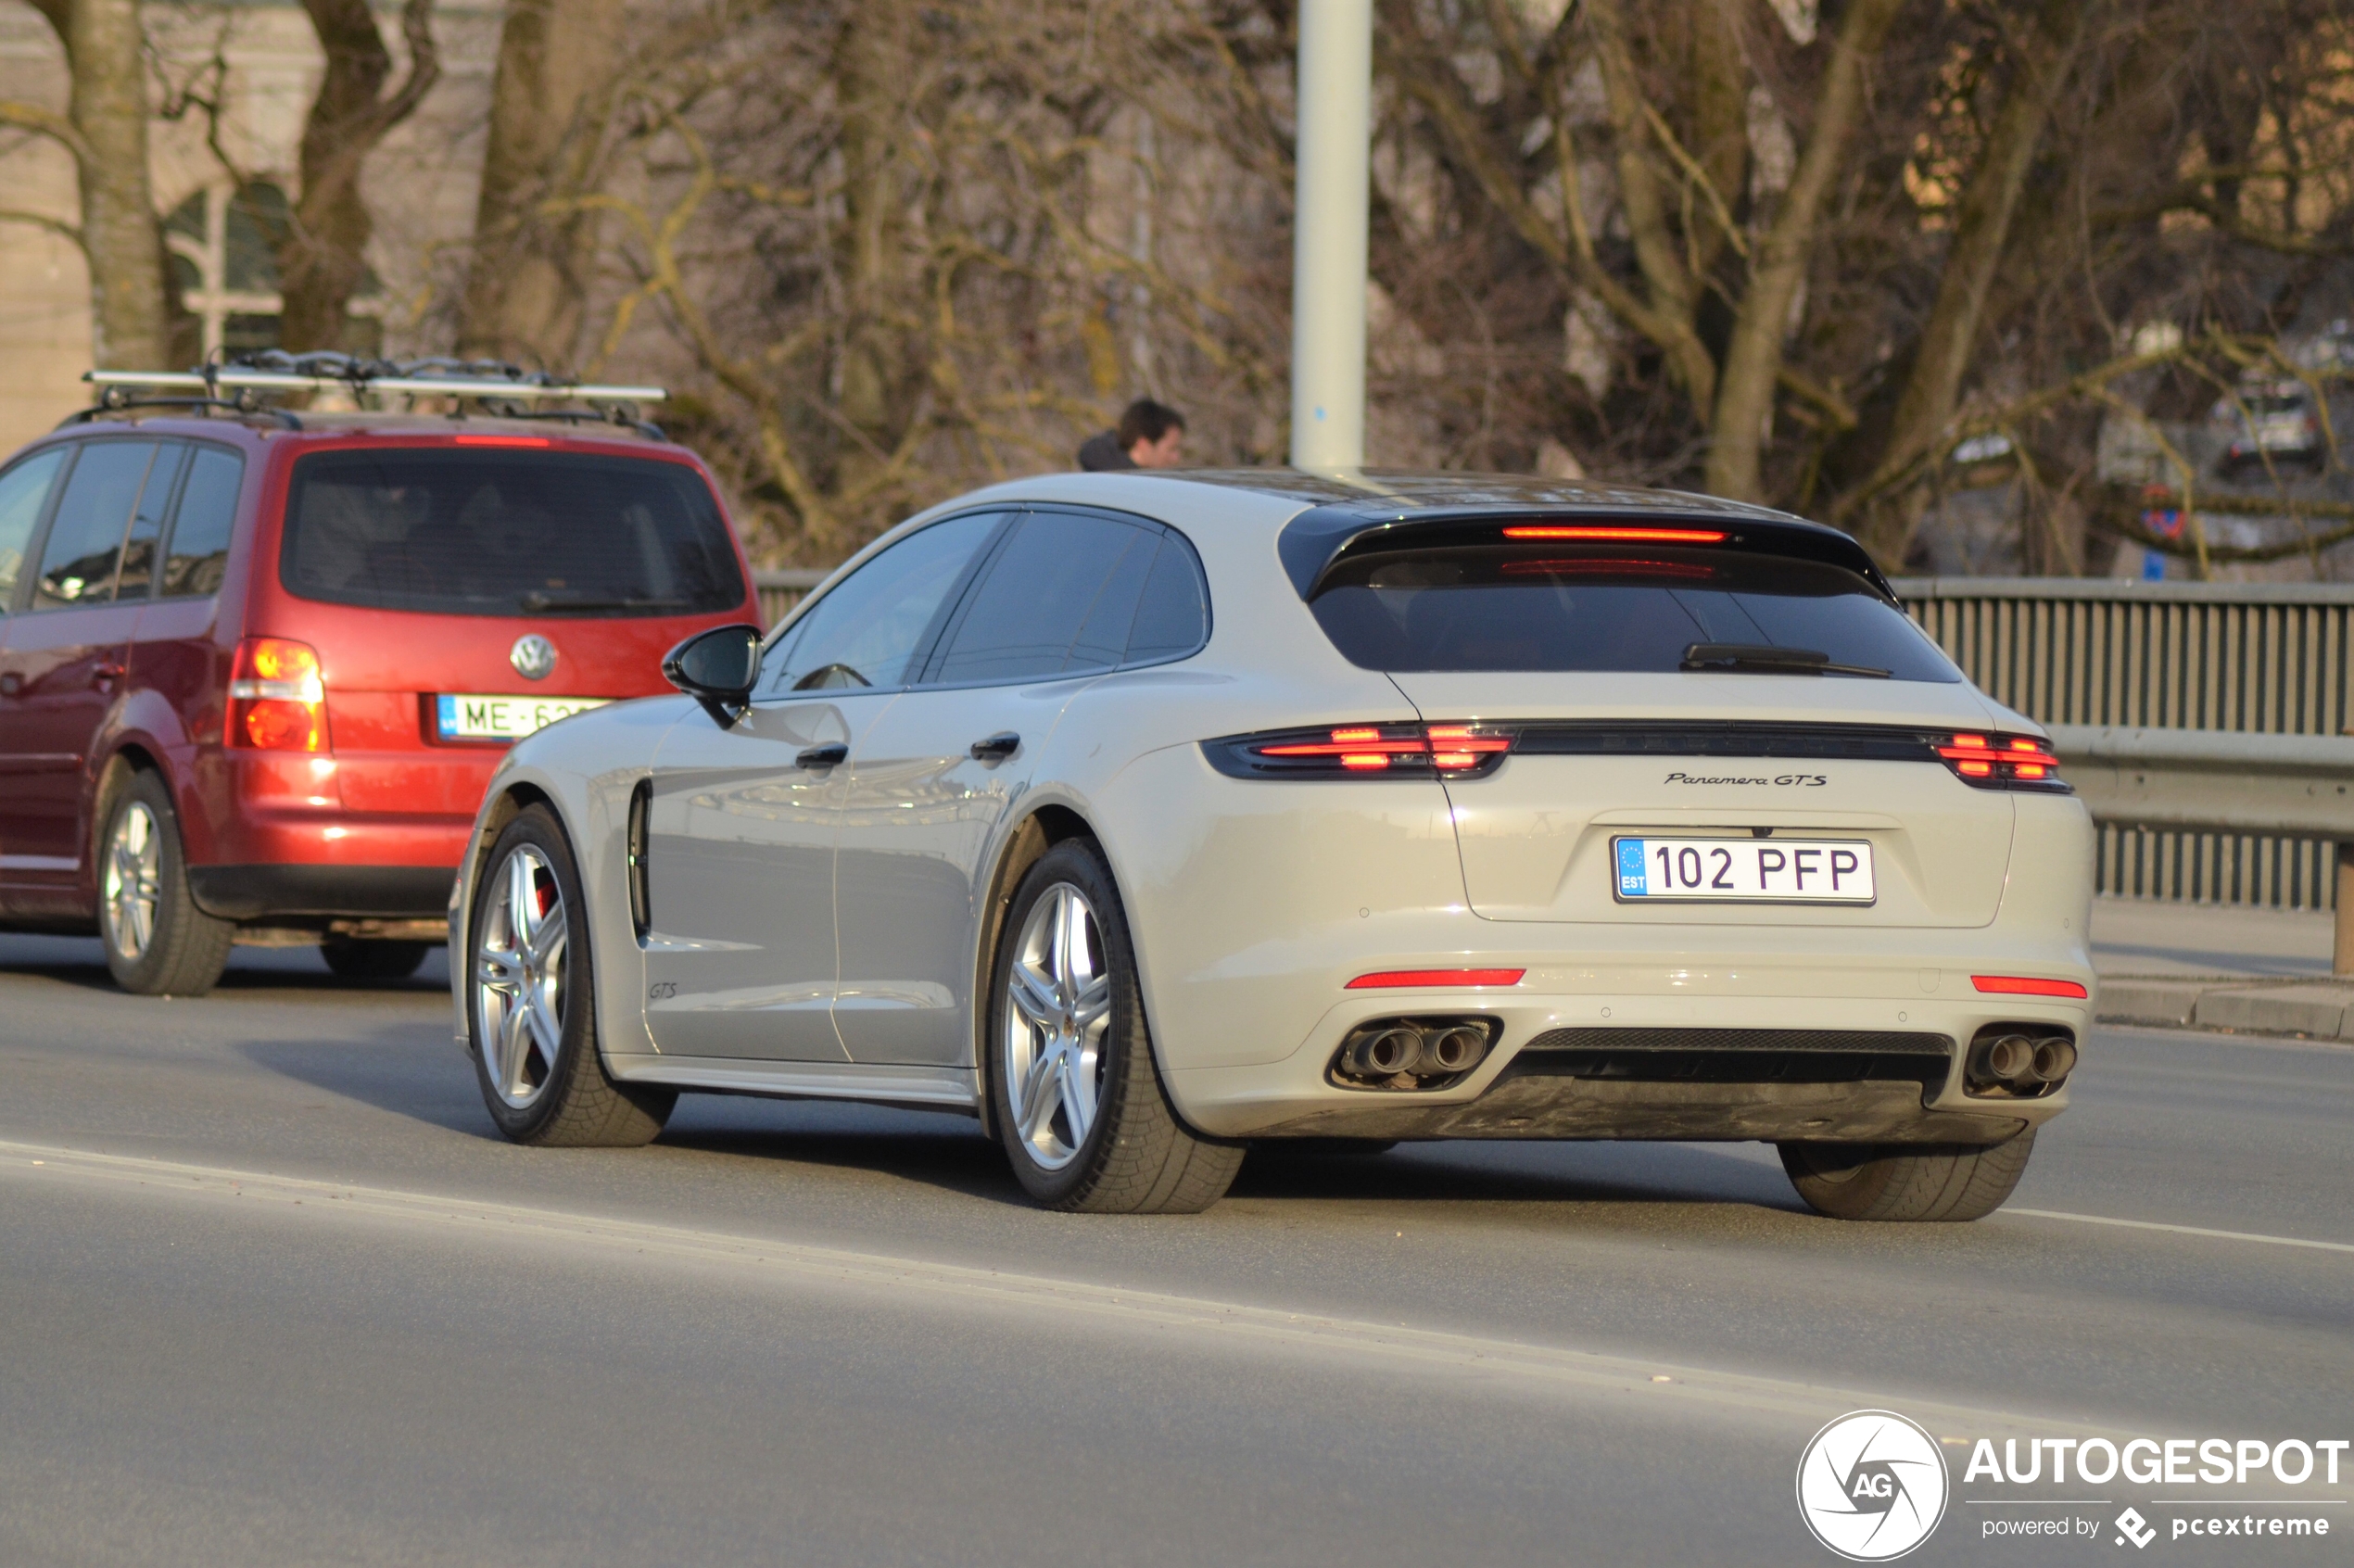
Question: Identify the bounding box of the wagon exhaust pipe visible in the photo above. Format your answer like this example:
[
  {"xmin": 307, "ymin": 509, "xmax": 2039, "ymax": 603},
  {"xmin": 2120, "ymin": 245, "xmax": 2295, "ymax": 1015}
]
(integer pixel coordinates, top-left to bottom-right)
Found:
[
  {"xmin": 2029, "ymin": 1036, "xmax": 2077, "ymax": 1083},
  {"xmin": 1342, "ymin": 1027, "xmax": 1424, "ymax": 1080},
  {"xmin": 1419, "ymin": 1024, "xmax": 1490, "ymax": 1075},
  {"xmin": 1967, "ymin": 1027, "xmax": 2075, "ymax": 1094},
  {"xmin": 1334, "ymin": 1018, "xmax": 1497, "ymax": 1087}
]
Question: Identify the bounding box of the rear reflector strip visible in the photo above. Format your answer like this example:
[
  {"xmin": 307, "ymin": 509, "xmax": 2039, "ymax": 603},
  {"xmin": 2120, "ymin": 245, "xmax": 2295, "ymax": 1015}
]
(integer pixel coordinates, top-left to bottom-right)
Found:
[
  {"xmin": 1971, "ymin": 975, "xmax": 2089, "ymax": 999},
  {"xmin": 1347, "ymin": 968, "xmax": 1525, "ymax": 990}
]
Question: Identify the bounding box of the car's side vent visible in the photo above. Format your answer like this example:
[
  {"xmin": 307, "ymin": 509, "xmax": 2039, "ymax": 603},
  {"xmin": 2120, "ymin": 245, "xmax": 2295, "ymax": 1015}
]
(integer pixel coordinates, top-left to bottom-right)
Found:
[{"xmin": 627, "ymin": 781, "xmax": 652, "ymax": 938}]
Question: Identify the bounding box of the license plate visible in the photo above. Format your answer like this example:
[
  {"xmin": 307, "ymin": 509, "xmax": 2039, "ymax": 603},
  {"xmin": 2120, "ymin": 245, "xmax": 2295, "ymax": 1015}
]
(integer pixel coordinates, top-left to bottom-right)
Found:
[
  {"xmin": 437, "ymin": 693, "xmax": 609, "ymax": 741},
  {"xmin": 1614, "ymin": 837, "xmax": 1876, "ymax": 903}
]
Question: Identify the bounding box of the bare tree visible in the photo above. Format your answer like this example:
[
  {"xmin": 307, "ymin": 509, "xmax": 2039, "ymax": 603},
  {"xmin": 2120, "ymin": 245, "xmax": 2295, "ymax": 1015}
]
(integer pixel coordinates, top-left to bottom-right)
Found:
[
  {"xmin": 458, "ymin": 0, "xmax": 629, "ymax": 367},
  {"xmin": 277, "ymin": 0, "xmax": 439, "ymax": 353},
  {"xmin": 2, "ymin": 0, "xmax": 168, "ymax": 368}
]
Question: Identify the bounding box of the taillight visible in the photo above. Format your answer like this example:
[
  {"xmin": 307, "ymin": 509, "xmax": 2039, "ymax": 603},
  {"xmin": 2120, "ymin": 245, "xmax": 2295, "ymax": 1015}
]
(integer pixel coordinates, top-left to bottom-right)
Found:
[
  {"xmin": 1204, "ymin": 723, "xmax": 1516, "ymax": 778},
  {"xmin": 228, "ymin": 637, "xmax": 327, "ymax": 752},
  {"xmin": 1935, "ymin": 732, "xmax": 2066, "ymax": 791}
]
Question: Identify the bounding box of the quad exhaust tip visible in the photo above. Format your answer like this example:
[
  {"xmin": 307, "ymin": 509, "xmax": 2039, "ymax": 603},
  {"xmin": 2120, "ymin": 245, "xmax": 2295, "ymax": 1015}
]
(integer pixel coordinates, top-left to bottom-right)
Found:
[
  {"xmin": 1968, "ymin": 1028, "xmax": 2076, "ymax": 1095},
  {"xmin": 1335, "ymin": 1018, "xmax": 1497, "ymax": 1088}
]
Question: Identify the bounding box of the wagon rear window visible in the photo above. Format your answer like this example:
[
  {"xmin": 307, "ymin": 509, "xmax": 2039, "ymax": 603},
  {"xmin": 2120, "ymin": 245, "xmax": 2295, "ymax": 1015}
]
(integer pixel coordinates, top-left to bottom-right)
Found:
[
  {"xmin": 1308, "ymin": 544, "xmax": 1960, "ymax": 681},
  {"xmin": 281, "ymin": 449, "xmax": 743, "ymax": 617}
]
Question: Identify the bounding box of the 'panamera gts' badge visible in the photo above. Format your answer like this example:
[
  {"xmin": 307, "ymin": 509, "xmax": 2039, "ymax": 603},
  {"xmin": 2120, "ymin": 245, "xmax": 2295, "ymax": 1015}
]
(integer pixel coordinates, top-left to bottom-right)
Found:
[{"xmin": 511, "ymin": 634, "xmax": 557, "ymax": 680}]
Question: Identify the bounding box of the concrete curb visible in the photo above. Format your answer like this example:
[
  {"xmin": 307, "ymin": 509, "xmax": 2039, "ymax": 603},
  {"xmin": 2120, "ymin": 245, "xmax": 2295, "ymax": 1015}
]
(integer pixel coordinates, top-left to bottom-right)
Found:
[{"xmin": 2099, "ymin": 975, "xmax": 2354, "ymax": 1040}]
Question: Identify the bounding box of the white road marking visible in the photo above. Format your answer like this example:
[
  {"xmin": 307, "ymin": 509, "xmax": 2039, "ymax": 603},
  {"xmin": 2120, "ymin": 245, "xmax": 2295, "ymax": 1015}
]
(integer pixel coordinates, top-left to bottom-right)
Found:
[
  {"xmin": 2003, "ymin": 1208, "xmax": 2354, "ymax": 1256},
  {"xmin": 0, "ymin": 1139, "xmax": 2121, "ymax": 1438}
]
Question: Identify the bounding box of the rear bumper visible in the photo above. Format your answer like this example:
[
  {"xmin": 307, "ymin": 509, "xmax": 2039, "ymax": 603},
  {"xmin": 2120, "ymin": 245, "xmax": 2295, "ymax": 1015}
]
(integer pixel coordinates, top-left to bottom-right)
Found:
[
  {"xmin": 1165, "ymin": 984, "xmax": 2087, "ymax": 1143},
  {"xmin": 188, "ymin": 864, "xmax": 455, "ymax": 920}
]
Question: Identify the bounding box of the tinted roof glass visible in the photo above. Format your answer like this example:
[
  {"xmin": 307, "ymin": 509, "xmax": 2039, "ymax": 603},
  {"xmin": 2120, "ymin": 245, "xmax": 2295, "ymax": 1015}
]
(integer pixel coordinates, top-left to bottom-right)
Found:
[
  {"xmin": 1309, "ymin": 544, "xmax": 1959, "ymax": 681},
  {"xmin": 281, "ymin": 449, "xmax": 743, "ymax": 618}
]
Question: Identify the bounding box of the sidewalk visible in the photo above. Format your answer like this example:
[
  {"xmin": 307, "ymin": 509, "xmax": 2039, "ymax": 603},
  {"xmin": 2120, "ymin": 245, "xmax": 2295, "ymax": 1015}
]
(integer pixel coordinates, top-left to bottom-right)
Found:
[{"xmin": 2091, "ymin": 895, "xmax": 2352, "ymax": 1039}]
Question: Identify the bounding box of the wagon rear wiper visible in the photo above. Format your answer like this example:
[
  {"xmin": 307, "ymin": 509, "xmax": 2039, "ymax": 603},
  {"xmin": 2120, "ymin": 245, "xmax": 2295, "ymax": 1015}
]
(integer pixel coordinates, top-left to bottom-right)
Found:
[
  {"xmin": 519, "ymin": 591, "xmax": 690, "ymax": 613},
  {"xmin": 1681, "ymin": 642, "xmax": 1891, "ymax": 678}
]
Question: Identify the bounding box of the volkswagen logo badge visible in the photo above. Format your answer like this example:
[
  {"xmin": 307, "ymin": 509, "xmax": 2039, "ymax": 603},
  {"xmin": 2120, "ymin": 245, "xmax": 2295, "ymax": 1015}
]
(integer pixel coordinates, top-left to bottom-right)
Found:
[{"xmin": 510, "ymin": 634, "xmax": 558, "ymax": 681}]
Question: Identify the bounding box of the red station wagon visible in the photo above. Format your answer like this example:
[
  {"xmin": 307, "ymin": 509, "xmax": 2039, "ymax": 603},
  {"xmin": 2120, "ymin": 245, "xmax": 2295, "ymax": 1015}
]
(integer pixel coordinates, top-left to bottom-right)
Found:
[{"xmin": 0, "ymin": 383, "xmax": 759, "ymax": 994}]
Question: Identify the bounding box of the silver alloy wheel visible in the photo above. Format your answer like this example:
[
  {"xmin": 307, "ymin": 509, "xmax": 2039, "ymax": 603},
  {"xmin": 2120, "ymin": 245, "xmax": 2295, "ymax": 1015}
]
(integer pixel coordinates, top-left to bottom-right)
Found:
[
  {"xmin": 475, "ymin": 843, "xmax": 569, "ymax": 1108},
  {"xmin": 1001, "ymin": 881, "xmax": 1113, "ymax": 1171},
  {"xmin": 101, "ymin": 801, "xmax": 161, "ymax": 961}
]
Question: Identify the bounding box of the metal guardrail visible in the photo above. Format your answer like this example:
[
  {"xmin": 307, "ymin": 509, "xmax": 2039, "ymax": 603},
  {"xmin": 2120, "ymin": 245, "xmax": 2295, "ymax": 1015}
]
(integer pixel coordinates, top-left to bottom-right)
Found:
[
  {"xmin": 1897, "ymin": 576, "xmax": 2353, "ymax": 913},
  {"xmin": 2045, "ymin": 724, "xmax": 2354, "ymax": 972},
  {"xmin": 753, "ymin": 568, "xmax": 828, "ymax": 627}
]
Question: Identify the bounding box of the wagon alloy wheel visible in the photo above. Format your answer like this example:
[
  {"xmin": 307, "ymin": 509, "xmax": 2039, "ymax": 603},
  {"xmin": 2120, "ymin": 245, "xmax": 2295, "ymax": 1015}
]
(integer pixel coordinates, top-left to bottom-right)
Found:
[
  {"xmin": 464, "ymin": 803, "xmax": 673, "ymax": 1147},
  {"xmin": 102, "ymin": 802, "xmax": 162, "ymax": 961},
  {"xmin": 1001, "ymin": 881, "xmax": 1113, "ymax": 1171},
  {"xmin": 475, "ymin": 843, "xmax": 570, "ymax": 1108},
  {"xmin": 987, "ymin": 839, "xmax": 1243, "ymax": 1213}
]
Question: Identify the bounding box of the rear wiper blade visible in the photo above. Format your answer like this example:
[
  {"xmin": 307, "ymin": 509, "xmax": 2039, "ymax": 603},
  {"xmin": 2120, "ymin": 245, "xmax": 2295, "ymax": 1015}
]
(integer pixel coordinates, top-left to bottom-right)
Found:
[
  {"xmin": 1680, "ymin": 642, "xmax": 1890, "ymax": 678},
  {"xmin": 519, "ymin": 591, "xmax": 690, "ymax": 613}
]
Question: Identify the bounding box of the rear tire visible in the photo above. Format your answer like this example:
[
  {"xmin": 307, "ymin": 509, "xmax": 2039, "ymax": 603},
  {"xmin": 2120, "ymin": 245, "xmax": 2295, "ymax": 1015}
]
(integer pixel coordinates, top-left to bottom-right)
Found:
[
  {"xmin": 97, "ymin": 770, "xmax": 233, "ymax": 997},
  {"xmin": 988, "ymin": 839, "xmax": 1242, "ymax": 1213},
  {"xmin": 1778, "ymin": 1129, "xmax": 2037, "ymax": 1221},
  {"xmin": 467, "ymin": 803, "xmax": 673, "ymax": 1147},
  {"xmin": 321, "ymin": 938, "xmax": 429, "ymax": 982}
]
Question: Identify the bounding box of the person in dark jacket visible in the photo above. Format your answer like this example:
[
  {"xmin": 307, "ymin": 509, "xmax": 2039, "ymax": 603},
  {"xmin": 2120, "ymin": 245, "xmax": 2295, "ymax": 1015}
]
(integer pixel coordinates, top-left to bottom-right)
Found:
[{"xmin": 1077, "ymin": 398, "xmax": 1186, "ymax": 470}]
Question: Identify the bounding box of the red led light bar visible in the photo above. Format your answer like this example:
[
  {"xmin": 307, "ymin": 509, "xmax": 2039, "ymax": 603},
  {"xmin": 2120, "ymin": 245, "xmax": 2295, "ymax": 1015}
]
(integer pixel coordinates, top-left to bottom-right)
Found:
[
  {"xmin": 1502, "ymin": 525, "xmax": 1728, "ymax": 543},
  {"xmin": 1258, "ymin": 725, "xmax": 1511, "ymax": 772},
  {"xmin": 452, "ymin": 435, "xmax": 553, "ymax": 448},
  {"xmin": 1347, "ymin": 968, "xmax": 1526, "ymax": 990},
  {"xmin": 1971, "ymin": 975, "xmax": 2089, "ymax": 999},
  {"xmin": 1936, "ymin": 733, "xmax": 2063, "ymax": 791}
]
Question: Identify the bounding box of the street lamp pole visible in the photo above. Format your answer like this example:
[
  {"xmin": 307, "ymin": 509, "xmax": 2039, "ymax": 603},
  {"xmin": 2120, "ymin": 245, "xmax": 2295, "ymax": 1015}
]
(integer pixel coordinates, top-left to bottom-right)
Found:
[{"xmin": 1288, "ymin": 0, "xmax": 1372, "ymax": 471}]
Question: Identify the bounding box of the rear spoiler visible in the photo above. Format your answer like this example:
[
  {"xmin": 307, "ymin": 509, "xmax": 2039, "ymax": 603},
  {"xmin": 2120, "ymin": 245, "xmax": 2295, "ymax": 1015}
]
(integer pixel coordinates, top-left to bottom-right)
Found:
[{"xmin": 1274, "ymin": 505, "xmax": 1899, "ymax": 602}]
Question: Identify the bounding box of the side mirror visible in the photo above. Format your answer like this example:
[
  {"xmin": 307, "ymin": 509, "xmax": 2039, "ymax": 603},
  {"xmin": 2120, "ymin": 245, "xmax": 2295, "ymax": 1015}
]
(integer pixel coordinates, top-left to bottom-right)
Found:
[{"xmin": 662, "ymin": 624, "xmax": 762, "ymax": 727}]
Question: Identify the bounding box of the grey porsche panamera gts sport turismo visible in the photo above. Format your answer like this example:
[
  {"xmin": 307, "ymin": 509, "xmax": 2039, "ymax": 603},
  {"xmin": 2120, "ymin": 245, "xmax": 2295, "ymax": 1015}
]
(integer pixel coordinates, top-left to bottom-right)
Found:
[{"xmin": 450, "ymin": 471, "xmax": 2095, "ymax": 1218}]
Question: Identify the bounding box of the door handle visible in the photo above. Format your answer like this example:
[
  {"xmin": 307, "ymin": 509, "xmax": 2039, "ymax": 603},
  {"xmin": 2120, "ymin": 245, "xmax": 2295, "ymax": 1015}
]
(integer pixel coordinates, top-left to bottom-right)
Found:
[
  {"xmin": 796, "ymin": 741, "xmax": 848, "ymax": 769},
  {"xmin": 968, "ymin": 731, "xmax": 1020, "ymax": 762}
]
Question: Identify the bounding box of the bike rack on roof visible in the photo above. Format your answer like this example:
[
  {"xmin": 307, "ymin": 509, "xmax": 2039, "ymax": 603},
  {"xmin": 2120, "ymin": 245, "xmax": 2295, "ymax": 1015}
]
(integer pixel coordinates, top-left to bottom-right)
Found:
[{"xmin": 79, "ymin": 352, "xmax": 670, "ymax": 439}]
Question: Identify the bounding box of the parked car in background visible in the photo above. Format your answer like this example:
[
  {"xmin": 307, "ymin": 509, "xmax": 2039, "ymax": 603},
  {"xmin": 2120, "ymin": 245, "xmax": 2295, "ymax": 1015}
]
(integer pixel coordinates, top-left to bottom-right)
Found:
[
  {"xmin": 2214, "ymin": 378, "xmax": 2326, "ymax": 474},
  {"xmin": 0, "ymin": 371, "xmax": 757, "ymax": 995},
  {"xmin": 450, "ymin": 471, "xmax": 2093, "ymax": 1222}
]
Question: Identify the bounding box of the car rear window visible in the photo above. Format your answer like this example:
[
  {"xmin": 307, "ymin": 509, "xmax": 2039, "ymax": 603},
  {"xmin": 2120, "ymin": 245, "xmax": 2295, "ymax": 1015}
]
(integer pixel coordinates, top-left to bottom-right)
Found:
[
  {"xmin": 281, "ymin": 449, "xmax": 743, "ymax": 617},
  {"xmin": 1308, "ymin": 543, "xmax": 1960, "ymax": 681}
]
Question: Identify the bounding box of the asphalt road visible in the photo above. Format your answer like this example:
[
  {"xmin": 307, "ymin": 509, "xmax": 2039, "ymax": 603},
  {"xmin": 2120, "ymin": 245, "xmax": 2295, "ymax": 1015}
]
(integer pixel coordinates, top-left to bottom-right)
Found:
[{"xmin": 0, "ymin": 934, "xmax": 2347, "ymax": 1567}]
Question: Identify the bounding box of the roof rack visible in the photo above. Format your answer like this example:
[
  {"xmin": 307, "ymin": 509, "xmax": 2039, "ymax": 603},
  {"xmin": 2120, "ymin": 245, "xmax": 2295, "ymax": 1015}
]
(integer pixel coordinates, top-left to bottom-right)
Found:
[{"xmin": 82, "ymin": 353, "xmax": 669, "ymax": 438}]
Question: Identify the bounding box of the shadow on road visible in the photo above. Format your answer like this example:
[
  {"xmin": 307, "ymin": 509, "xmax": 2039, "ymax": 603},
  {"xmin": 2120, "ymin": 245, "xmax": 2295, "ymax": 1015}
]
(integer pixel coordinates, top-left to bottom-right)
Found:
[
  {"xmin": 651, "ymin": 1094, "xmax": 1809, "ymax": 1216},
  {"xmin": 0, "ymin": 932, "xmax": 449, "ymax": 997}
]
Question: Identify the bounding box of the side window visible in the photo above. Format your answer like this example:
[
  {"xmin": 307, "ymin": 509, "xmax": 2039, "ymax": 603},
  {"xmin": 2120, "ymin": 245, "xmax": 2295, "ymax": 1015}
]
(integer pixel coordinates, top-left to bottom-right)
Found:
[
  {"xmin": 33, "ymin": 440, "xmax": 157, "ymax": 610},
  {"xmin": 762, "ymin": 511, "xmax": 1006, "ymax": 693},
  {"xmin": 158, "ymin": 447, "xmax": 244, "ymax": 600},
  {"xmin": 116, "ymin": 443, "xmax": 187, "ymax": 601},
  {"xmin": 1125, "ymin": 531, "xmax": 1210, "ymax": 664},
  {"xmin": 926, "ymin": 512, "xmax": 1157, "ymax": 686},
  {"xmin": 0, "ymin": 448, "xmax": 69, "ymax": 613}
]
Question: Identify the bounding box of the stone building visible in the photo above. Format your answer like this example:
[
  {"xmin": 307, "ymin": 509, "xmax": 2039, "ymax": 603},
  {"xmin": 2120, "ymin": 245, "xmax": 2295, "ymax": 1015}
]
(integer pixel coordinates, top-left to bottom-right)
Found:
[{"xmin": 0, "ymin": 0, "xmax": 499, "ymax": 451}]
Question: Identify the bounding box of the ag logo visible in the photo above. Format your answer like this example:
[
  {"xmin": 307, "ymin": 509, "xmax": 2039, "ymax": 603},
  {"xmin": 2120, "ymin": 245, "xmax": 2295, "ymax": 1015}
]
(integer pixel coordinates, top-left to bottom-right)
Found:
[
  {"xmin": 1796, "ymin": 1410, "xmax": 1949, "ymax": 1561},
  {"xmin": 511, "ymin": 634, "xmax": 558, "ymax": 681}
]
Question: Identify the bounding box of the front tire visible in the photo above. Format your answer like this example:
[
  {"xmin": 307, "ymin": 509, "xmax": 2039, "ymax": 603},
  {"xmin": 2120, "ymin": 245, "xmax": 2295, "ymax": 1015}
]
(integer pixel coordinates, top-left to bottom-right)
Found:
[
  {"xmin": 467, "ymin": 803, "xmax": 673, "ymax": 1146},
  {"xmin": 988, "ymin": 840, "xmax": 1241, "ymax": 1213},
  {"xmin": 1778, "ymin": 1129, "xmax": 2037, "ymax": 1221},
  {"xmin": 97, "ymin": 770, "xmax": 233, "ymax": 997}
]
